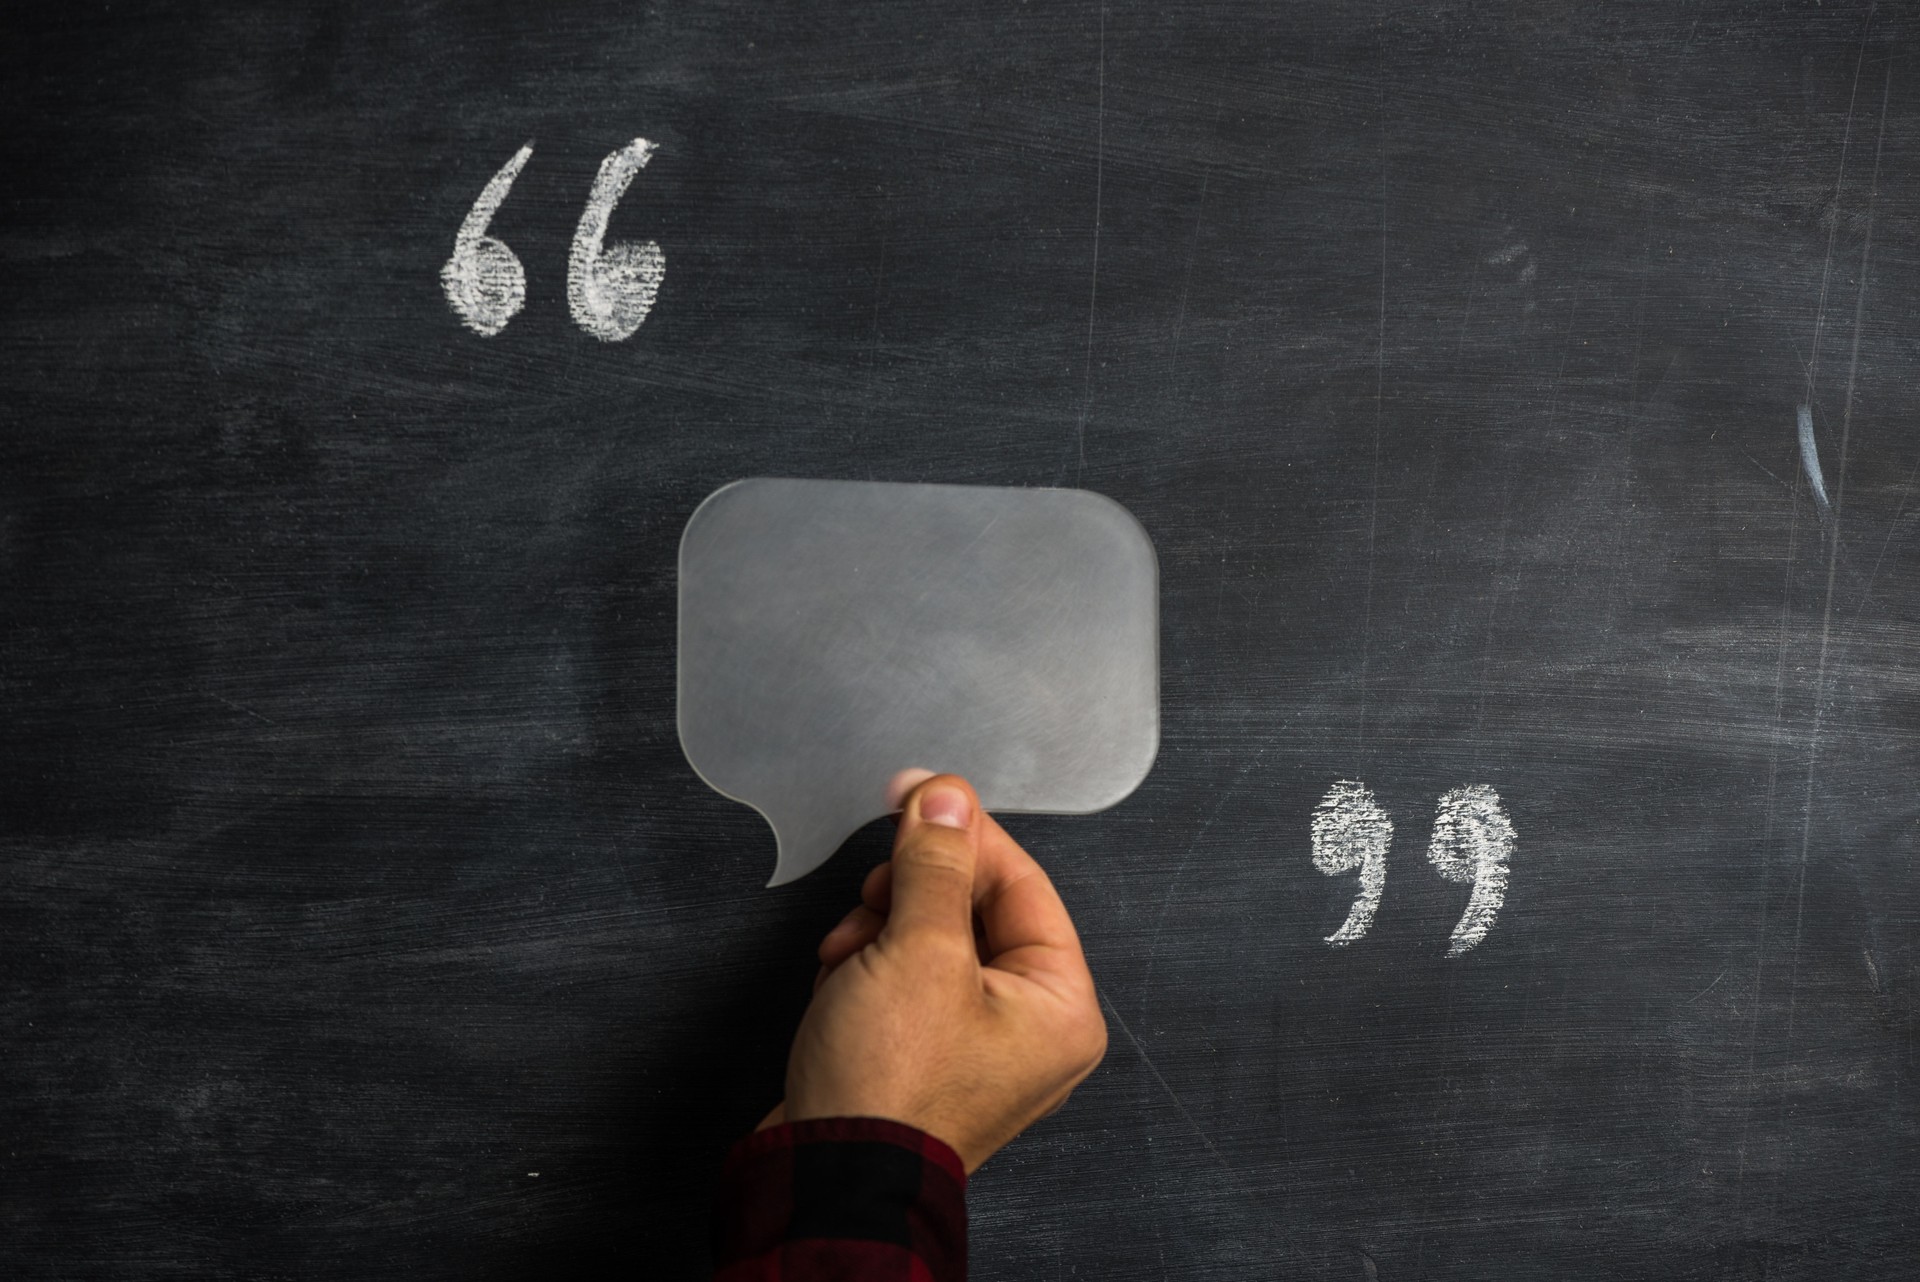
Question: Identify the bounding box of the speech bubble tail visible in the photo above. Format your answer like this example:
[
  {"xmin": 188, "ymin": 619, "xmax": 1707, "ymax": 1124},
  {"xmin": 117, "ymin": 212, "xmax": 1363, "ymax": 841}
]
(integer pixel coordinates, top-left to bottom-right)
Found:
[
  {"xmin": 709, "ymin": 778, "xmax": 888, "ymax": 888},
  {"xmin": 764, "ymin": 813, "xmax": 863, "ymax": 888},
  {"xmin": 764, "ymin": 859, "xmax": 814, "ymax": 889}
]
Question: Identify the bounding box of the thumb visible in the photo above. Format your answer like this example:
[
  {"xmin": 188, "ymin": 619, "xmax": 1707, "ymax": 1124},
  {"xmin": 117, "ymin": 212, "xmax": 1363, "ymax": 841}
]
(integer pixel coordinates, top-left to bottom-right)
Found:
[{"xmin": 882, "ymin": 774, "xmax": 980, "ymax": 944}]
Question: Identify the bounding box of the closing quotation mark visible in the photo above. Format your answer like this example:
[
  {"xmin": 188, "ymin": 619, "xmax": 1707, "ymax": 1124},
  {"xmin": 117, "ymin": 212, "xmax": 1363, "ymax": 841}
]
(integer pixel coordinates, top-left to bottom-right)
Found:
[
  {"xmin": 1311, "ymin": 781, "xmax": 1392, "ymax": 946},
  {"xmin": 441, "ymin": 139, "xmax": 665, "ymax": 340},
  {"xmin": 1310, "ymin": 780, "xmax": 1516, "ymax": 954},
  {"xmin": 1425, "ymin": 785, "xmax": 1515, "ymax": 956}
]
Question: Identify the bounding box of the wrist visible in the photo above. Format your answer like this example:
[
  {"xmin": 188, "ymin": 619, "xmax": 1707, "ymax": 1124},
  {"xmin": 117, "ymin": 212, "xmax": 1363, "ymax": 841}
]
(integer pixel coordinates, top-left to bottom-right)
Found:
[{"xmin": 736, "ymin": 1115, "xmax": 967, "ymax": 1181}]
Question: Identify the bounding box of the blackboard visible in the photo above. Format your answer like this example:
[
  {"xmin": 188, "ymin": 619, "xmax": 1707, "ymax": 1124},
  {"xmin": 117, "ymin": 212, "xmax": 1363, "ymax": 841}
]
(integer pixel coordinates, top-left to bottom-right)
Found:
[{"xmin": 5, "ymin": 3, "xmax": 1916, "ymax": 1277}]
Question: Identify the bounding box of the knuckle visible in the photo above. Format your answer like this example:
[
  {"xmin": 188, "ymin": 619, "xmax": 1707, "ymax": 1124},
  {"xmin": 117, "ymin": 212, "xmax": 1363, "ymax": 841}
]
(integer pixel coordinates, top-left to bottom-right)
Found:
[
  {"xmin": 1067, "ymin": 1004, "xmax": 1109, "ymax": 1069},
  {"xmin": 895, "ymin": 925, "xmax": 977, "ymax": 967},
  {"xmin": 899, "ymin": 823, "xmax": 970, "ymax": 861},
  {"xmin": 896, "ymin": 833, "xmax": 972, "ymax": 881}
]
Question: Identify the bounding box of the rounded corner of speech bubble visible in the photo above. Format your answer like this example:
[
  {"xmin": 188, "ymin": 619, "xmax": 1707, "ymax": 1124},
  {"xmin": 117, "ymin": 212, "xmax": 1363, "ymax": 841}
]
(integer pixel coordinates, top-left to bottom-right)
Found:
[{"xmin": 676, "ymin": 477, "xmax": 1160, "ymax": 887}]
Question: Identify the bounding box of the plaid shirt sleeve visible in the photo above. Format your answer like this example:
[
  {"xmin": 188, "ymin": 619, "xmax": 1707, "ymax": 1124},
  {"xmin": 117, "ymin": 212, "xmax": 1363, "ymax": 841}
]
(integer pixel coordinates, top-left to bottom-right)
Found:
[{"xmin": 711, "ymin": 1117, "xmax": 968, "ymax": 1281}]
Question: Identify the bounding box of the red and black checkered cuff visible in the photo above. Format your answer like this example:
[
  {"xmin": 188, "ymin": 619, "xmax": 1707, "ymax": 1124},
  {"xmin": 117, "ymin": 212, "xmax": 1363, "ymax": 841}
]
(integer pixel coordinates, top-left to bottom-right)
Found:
[{"xmin": 712, "ymin": 1117, "xmax": 967, "ymax": 1281}]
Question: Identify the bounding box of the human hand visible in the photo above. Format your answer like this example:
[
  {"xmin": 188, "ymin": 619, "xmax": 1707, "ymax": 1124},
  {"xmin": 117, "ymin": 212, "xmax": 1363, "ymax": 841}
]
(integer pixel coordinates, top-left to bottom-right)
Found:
[{"xmin": 758, "ymin": 771, "xmax": 1107, "ymax": 1173}]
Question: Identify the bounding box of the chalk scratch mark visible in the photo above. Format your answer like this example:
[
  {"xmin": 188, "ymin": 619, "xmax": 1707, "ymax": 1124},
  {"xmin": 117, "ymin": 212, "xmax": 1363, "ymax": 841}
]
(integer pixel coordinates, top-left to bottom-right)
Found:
[
  {"xmin": 1602, "ymin": 243, "xmax": 1654, "ymax": 639},
  {"xmin": 1684, "ymin": 970, "xmax": 1728, "ymax": 1006},
  {"xmin": 127, "ymin": 745, "xmax": 415, "ymax": 866},
  {"xmin": 1797, "ymin": 404, "xmax": 1831, "ymax": 519},
  {"xmin": 1787, "ymin": 50, "xmax": 1890, "ymax": 1049},
  {"xmin": 1101, "ymin": 993, "xmax": 1235, "ymax": 1172},
  {"xmin": 206, "ymin": 691, "xmax": 284, "ymax": 729},
  {"xmin": 1101, "ymin": 990, "xmax": 1311, "ymax": 1259},
  {"xmin": 1802, "ymin": 24, "xmax": 1871, "ymax": 409},
  {"xmin": 1736, "ymin": 447, "xmax": 1793, "ymax": 495},
  {"xmin": 1452, "ymin": 229, "xmax": 1487, "ymax": 360},
  {"xmin": 1168, "ymin": 171, "xmax": 1208, "ymax": 365},
  {"xmin": 852, "ymin": 200, "xmax": 892, "ymax": 458},
  {"xmin": 1727, "ymin": 436, "xmax": 1874, "ymax": 595},
  {"xmin": 1356, "ymin": 97, "xmax": 1388, "ymax": 756},
  {"xmin": 1767, "ymin": 43, "xmax": 1891, "ymax": 1243},
  {"xmin": 1070, "ymin": 1, "xmax": 1107, "ymax": 482},
  {"xmin": 1138, "ymin": 751, "xmax": 1263, "ymax": 1006},
  {"xmin": 1100, "ymin": 989, "xmax": 1305, "ymax": 1270},
  {"xmin": 1736, "ymin": 14, "xmax": 1877, "ymax": 1228},
  {"xmin": 1475, "ymin": 293, "xmax": 1578, "ymax": 766}
]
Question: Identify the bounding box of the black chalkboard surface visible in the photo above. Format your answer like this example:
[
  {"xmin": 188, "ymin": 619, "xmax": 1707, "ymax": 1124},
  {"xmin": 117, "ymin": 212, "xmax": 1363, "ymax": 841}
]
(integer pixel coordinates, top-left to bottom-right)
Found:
[{"xmin": 5, "ymin": 3, "xmax": 1916, "ymax": 1278}]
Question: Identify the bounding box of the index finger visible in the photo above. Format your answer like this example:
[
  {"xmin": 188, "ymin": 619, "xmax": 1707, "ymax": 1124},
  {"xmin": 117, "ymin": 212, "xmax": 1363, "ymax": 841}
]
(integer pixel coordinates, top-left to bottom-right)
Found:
[
  {"xmin": 884, "ymin": 768, "xmax": 1091, "ymax": 980},
  {"xmin": 973, "ymin": 810, "xmax": 1091, "ymax": 983}
]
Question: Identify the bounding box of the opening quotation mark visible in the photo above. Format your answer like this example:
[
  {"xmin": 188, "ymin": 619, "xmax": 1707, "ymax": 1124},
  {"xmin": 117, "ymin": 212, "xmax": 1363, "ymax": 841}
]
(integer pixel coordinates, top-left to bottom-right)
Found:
[
  {"xmin": 1311, "ymin": 780, "xmax": 1516, "ymax": 955},
  {"xmin": 567, "ymin": 139, "xmax": 665, "ymax": 341},
  {"xmin": 441, "ymin": 139, "xmax": 665, "ymax": 340},
  {"xmin": 440, "ymin": 144, "xmax": 533, "ymax": 337}
]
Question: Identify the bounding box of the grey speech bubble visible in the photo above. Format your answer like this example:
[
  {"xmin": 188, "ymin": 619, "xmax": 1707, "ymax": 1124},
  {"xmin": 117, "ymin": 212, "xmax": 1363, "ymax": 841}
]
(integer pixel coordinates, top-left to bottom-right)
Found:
[{"xmin": 677, "ymin": 477, "xmax": 1160, "ymax": 886}]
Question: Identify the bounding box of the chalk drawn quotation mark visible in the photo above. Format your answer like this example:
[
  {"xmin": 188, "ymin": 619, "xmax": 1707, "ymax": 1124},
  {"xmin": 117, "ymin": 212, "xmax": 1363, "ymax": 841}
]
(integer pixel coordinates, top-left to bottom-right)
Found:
[
  {"xmin": 441, "ymin": 144, "xmax": 533, "ymax": 336},
  {"xmin": 441, "ymin": 139, "xmax": 664, "ymax": 340},
  {"xmin": 1426, "ymin": 785, "xmax": 1516, "ymax": 955},
  {"xmin": 1311, "ymin": 781, "xmax": 1392, "ymax": 946},
  {"xmin": 1312, "ymin": 781, "xmax": 1515, "ymax": 955}
]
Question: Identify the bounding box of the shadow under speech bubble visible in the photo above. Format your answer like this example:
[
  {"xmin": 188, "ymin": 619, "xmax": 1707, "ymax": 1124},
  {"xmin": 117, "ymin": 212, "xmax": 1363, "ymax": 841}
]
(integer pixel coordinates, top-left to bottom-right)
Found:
[{"xmin": 677, "ymin": 478, "xmax": 1161, "ymax": 886}]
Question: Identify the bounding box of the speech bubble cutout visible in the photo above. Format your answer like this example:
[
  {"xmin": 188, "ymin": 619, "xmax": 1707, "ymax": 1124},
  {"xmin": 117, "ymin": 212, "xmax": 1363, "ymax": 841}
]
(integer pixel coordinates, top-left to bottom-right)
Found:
[{"xmin": 678, "ymin": 478, "xmax": 1159, "ymax": 886}]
